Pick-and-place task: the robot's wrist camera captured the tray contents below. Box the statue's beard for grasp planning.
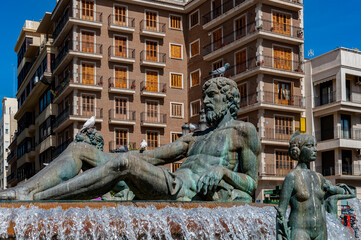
[206,105,228,126]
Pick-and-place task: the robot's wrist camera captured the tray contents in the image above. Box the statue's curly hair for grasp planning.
[288,131,315,161]
[202,77,240,119]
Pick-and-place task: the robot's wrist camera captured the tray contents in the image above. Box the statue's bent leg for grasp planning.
[34,152,184,200]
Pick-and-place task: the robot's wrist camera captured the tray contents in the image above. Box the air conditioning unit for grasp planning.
[355,76,361,85]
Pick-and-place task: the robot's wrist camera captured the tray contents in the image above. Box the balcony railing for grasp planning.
[140,20,166,34]
[263,91,305,108]
[7,172,16,182]
[140,51,166,64]
[108,15,135,29]
[140,81,167,94]
[203,0,247,25]
[315,127,361,142]
[109,141,137,153]
[261,164,295,177]
[316,166,335,177]
[108,109,136,122]
[262,128,294,142]
[262,56,303,73]
[260,19,304,39]
[52,40,103,70]
[108,46,135,60]
[314,91,336,107]
[203,21,257,56]
[141,113,167,125]
[54,138,73,158]
[53,8,103,42]
[54,106,103,129]
[108,78,136,90]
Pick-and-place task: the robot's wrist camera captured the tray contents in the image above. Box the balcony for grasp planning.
[7,171,17,184]
[314,91,336,107]
[108,15,135,33]
[108,109,136,126]
[140,81,167,98]
[266,0,303,11]
[52,41,103,74]
[53,106,103,132]
[108,46,135,64]
[6,151,16,164]
[140,51,166,68]
[54,138,73,158]
[53,8,103,46]
[108,78,136,95]
[261,128,294,145]
[315,127,361,151]
[260,164,295,178]
[109,141,137,153]
[53,74,104,104]
[141,113,167,128]
[259,19,303,41]
[140,20,166,38]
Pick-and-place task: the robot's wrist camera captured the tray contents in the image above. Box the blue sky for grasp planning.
[0,0,359,106]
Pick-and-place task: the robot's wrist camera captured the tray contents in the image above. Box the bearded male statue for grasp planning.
[0,77,261,202]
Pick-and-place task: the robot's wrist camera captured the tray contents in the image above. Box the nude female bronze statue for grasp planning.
[0,77,261,202]
[276,132,348,240]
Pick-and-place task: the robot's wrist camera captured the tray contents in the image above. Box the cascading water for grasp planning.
[0,203,356,240]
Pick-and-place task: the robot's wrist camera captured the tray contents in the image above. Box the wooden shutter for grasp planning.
[116,129,127,148]
[147,131,159,150]
[235,16,246,39]
[146,11,157,31]
[82,95,95,117]
[115,36,127,57]
[275,116,293,140]
[191,71,200,86]
[115,66,127,89]
[273,11,291,36]
[171,44,182,59]
[190,11,198,27]
[191,101,200,116]
[171,103,182,117]
[236,49,247,74]
[213,60,223,71]
[146,41,158,61]
[273,46,292,71]
[115,98,127,120]
[82,63,95,85]
[146,71,158,92]
[147,101,158,122]
[171,74,182,88]
[276,151,294,176]
[82,0,94,21]
[114,6,126,26]
[212,28,222,50]
[191,41,199,57]
[171,133,181,142]
[238,84,247,106]
[82,31,94,53]
[170,15,181,29]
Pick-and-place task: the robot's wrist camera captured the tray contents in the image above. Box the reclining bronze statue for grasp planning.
[0,77,261,202]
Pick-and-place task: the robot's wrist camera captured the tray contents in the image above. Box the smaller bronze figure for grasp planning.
[276,132,346,240]
[324,183,356,218]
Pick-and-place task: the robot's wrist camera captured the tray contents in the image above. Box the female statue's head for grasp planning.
[288,131,317,163]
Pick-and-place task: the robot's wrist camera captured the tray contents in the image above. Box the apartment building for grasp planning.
[12,0,305,196]
[0,98,17,189]
[305,48,361,200]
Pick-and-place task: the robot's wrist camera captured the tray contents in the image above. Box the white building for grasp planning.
[0,98,17,189]
[305,48,361,199]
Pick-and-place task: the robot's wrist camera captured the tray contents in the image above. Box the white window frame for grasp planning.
[113,3,128,26]
[114,96,129,120]
[113,64,129,88]
[169,43,183,60]
[233,13,248,40]
[169,14,183,30]
[170,102,184,119]
[79,60,96,85]
[190,99,201,117]
[169,72,183,89]
[190,69,201,87]
[114,128,129,148]
[80,29,97,53]
[145,130,160,148]
[189,9,200,30]
[170,132,183,143]
[189,39,200,58]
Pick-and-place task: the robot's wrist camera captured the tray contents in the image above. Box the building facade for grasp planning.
[0,98,17,189]
[305,48,361,200]
[12,0,305,200]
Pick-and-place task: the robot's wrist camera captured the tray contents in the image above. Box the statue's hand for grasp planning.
[197,166,225,195]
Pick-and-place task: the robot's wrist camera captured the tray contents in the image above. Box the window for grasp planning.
[114,36,127,57]
[171,133,182,142]
[39,89,52,113]
[276,150,294,176]
[189,10,199,29]
[275,116,293,140]
[146,41,158,61]
[274,81,292,105]
[238,83,247,107]
[341,115,351,139]
[172,162,182,172]
[320,115,334,141]
[170,15,182,30]
[146,101,159,122]
[191,70,200,87]
[170,44,182,59]
[170,73,182,88]
[39,116,54,143]
[235,15,246,39]
[212,28,222,51]
[115,98,128,120]
[145,11,157,31]
[114,5,127,26]
[320,81,334,105]
[115,66,127,89]
[82,95,95,117]
[171,103,183,118]
[190,40,200,57]
[272,11,291,36]
[146,71,158,92]
[82,63,95,85]
[235,49,247,74]
[115,129,128,148]
[81,0,94,21]
[81,31,95,53]
[273,46,292,71]
[147,131,159,150]
[191,100,201,117]
[213,60,223,71]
